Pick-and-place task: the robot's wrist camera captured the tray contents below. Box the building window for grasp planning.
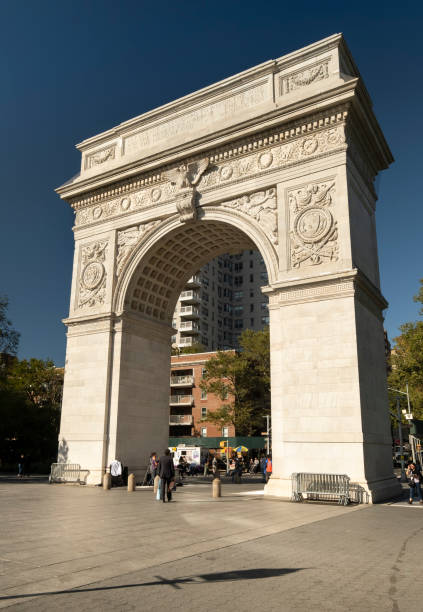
[201,406,207,418]
[261,302,268,311]
[250,303,254,312]
[233,305,243,316]
[201,367,207,378]
[250,289,254,298]
[250,274,254,283]
[234,262,243,272]
[201,427,207,437]
[260,271,268,282]
[234,276,243,286]
[234,319,243,329]
[261,315,269,325]
[222,426,229,437]
[249,260,253,268]
[234,290,243,301]
[201,389,207,399]
[250,318,255,327]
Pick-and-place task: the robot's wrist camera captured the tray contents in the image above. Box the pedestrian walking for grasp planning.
[212,454,219,478]
[147,452,158,485]
[177,456,187,481]
[158,448,175,503]
[407,462,423,504]
[260,455,267,483]
[17,454,25,479]
[265,455,272,483]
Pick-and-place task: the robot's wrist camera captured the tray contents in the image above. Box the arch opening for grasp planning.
[121,217,274,326]
[107,217,273,475]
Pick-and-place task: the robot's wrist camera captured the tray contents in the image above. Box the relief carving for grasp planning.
[222,188,278,245]
[162,158,209,223]
[288,181,338,268]
[85,146,116,169]
[78,241,108,308]
[116,221,161,276]
[74,123,346,228]
[280,60,330,95]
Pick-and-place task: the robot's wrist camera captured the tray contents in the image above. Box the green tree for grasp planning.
[200,328,270,436]
[0,358,63,467]
[0,296,20,356]
[388,279,423,419]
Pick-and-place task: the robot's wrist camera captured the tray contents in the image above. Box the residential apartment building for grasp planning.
[169,351,235,439]
[172,249,269,351]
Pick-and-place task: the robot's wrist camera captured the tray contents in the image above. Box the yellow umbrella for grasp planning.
[234,445,248,453]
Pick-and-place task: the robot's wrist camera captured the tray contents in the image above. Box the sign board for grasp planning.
[405,413,413,420]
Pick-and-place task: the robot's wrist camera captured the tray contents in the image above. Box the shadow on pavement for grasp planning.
[0,568,306,600]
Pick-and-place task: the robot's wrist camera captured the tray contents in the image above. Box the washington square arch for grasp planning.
[56,34,400,502]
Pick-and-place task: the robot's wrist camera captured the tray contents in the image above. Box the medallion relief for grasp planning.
[78,241,108,308]
[221,188,278,245]
[288,181,338,268]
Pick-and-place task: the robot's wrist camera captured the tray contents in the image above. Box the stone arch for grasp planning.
[114,205,279,320]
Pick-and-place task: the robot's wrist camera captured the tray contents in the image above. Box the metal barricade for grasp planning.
[49,463,81,484]
[348,483,370,504]
[292,472,350,506]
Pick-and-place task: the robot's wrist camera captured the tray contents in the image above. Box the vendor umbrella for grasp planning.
[233,445,248,453]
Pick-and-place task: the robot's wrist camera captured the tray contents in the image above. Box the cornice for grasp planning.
[75,34,344,154]
[65,103,349,214]
[56,79,358,201]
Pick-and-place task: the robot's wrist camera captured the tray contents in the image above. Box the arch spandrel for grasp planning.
[114,204,279,321]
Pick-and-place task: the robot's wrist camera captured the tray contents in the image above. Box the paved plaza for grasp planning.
[0,480,422,611]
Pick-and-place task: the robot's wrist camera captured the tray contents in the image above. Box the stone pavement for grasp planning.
[0,480,422,611]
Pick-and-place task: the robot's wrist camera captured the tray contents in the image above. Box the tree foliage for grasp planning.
[172,343,206,355]
[388,279,423,419]
[0,296,20,355]
[0,358,63,468]
[200,328,270,436]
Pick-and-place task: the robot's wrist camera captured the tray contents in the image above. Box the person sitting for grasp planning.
[110,458,123,487]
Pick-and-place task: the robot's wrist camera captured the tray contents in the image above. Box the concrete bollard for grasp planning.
[212,476,221,498]
[128,473,136,492]
[103,472,111,490]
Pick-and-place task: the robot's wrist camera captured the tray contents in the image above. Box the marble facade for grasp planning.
[56,34,400,501]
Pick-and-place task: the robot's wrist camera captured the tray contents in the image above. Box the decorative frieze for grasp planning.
[78,241,108,308]
[267,277,355,307]
[221,188,278,245]
[116,220,161,276]
[72,110,347,228]
[288,180,338,268]
[279,59,330,95]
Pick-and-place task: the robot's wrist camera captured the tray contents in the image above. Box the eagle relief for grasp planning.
[289,181,338,268]
[162,158,209,222]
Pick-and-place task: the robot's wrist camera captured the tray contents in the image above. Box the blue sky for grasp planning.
[1,0,422,365]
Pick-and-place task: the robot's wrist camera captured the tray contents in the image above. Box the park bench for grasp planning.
[49,463,81,484]
[292,472,350,506]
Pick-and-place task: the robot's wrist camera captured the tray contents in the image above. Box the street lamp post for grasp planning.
[396,397,406,482]
[388,385,411,483]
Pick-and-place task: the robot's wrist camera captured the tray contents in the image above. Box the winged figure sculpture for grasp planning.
[162,157,209,190]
